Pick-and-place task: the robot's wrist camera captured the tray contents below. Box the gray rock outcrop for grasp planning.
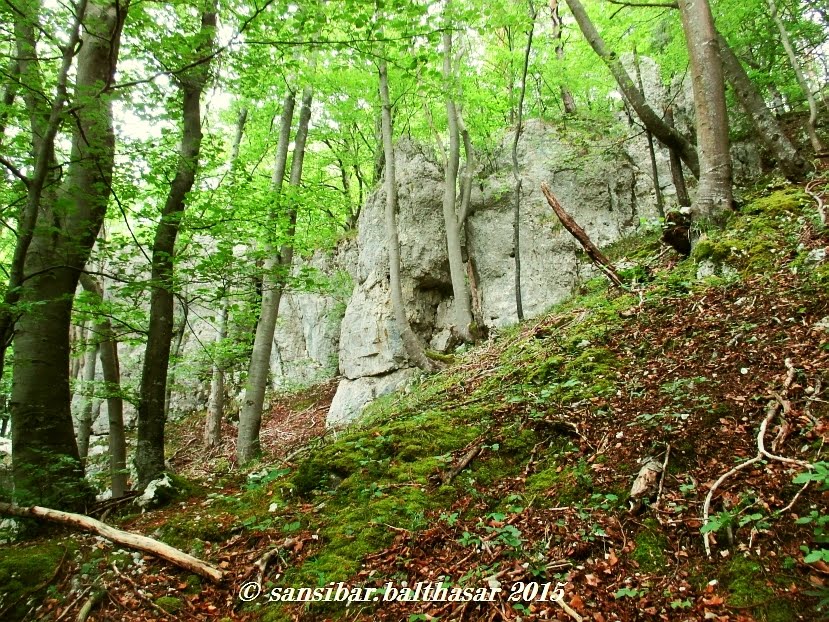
[327,119,663,426]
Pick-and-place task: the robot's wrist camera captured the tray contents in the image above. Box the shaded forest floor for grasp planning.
[2,181,829,621]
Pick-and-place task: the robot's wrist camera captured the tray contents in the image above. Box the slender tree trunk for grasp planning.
[767,0,825,153]
[441,27,475,343]
[10,0,128,510]
[163,304,188,418]
[665,106,691,207]
[70,321,87,386]
[237,87,313,464]
[512,4,536,322]
[717,32,809,179]
[457,111,475,226]
[549,0,576,114]
[79,274,126,498]
[135,7,217,488]
[678,0,733,219]
[633,46,664,217]
[204,108,246,449]
[378,60,438,373]
[205,297,228,449]
[76,343,99,464]
[564,0,700,178]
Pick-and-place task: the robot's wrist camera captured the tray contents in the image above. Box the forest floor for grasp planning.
[2,181,829,622]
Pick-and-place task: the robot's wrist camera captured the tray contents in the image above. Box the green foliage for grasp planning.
[794,464,829,577]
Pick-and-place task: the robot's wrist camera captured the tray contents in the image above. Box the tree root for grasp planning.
[702,358,814,557]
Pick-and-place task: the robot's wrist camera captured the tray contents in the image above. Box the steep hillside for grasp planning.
[2,182,828,622]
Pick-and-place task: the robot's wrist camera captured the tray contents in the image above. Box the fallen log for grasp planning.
[541,183,625,289]
[0,502,224,583]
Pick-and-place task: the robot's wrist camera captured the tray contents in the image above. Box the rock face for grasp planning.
[327,120,663,426]
[83,90,767,434]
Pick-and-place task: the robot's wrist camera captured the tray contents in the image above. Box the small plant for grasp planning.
[440,511,459,526]
[613,587,642,599]
[793,463,829,565]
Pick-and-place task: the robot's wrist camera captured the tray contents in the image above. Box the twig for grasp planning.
[654,443,671,510]
[53,585,91,622]
[255,543,291,586]
[111,563,173,619]
[778,481,810,514]
[805,179,827,227]
[541,183,626,290]
[551,589,584,622]
[702,407,771,557]
[75,588,106,622]
[441,441,484,484]
[702,359,814,556]
[759,395,813,470]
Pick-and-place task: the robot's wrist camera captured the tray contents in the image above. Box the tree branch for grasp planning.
[0,502,225,583]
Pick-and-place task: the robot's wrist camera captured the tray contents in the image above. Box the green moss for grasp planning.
[159,512,236,551]
[426,350,456,364]
[154,596,184,614]
[719,556,799,622]
[525,460,593,505]
[691,188,807,276]
[631,520,668,573]
[0,542,68,621]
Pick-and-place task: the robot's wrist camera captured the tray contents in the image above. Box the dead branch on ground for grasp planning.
[0,503,224,583]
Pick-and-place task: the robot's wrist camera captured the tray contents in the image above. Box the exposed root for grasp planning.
[702,359,814,557]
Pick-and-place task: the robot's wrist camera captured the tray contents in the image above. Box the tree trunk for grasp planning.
[678,0,733,219]
[135,7,217,488]
[163,303,189,419]
[549,0,577,114]
[0,59,19,142]
[237,87,313,464]
[76,343,99,464]
[665,106,691,207]
[79,274,127,499]
[10,0,128,510]
[512,4,536,323]
[441,28,475,343]
[633,45,664,217]
[767,0,825,153]
[70,321,87,387]
[564,0,700,178]
[204,108,246,449]
[378,60,438,373]
[717,32,809,179]
[0,0,87,381]
[205,298,228,449]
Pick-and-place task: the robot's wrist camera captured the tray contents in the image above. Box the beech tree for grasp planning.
[441,17,476,343]
[135,4,218,487]
[205,107,248,449]
[563,0,700,178]
[678,0,733,217]
[237,86,314,464]
[9,0,128,508]
[379,58,438,373]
